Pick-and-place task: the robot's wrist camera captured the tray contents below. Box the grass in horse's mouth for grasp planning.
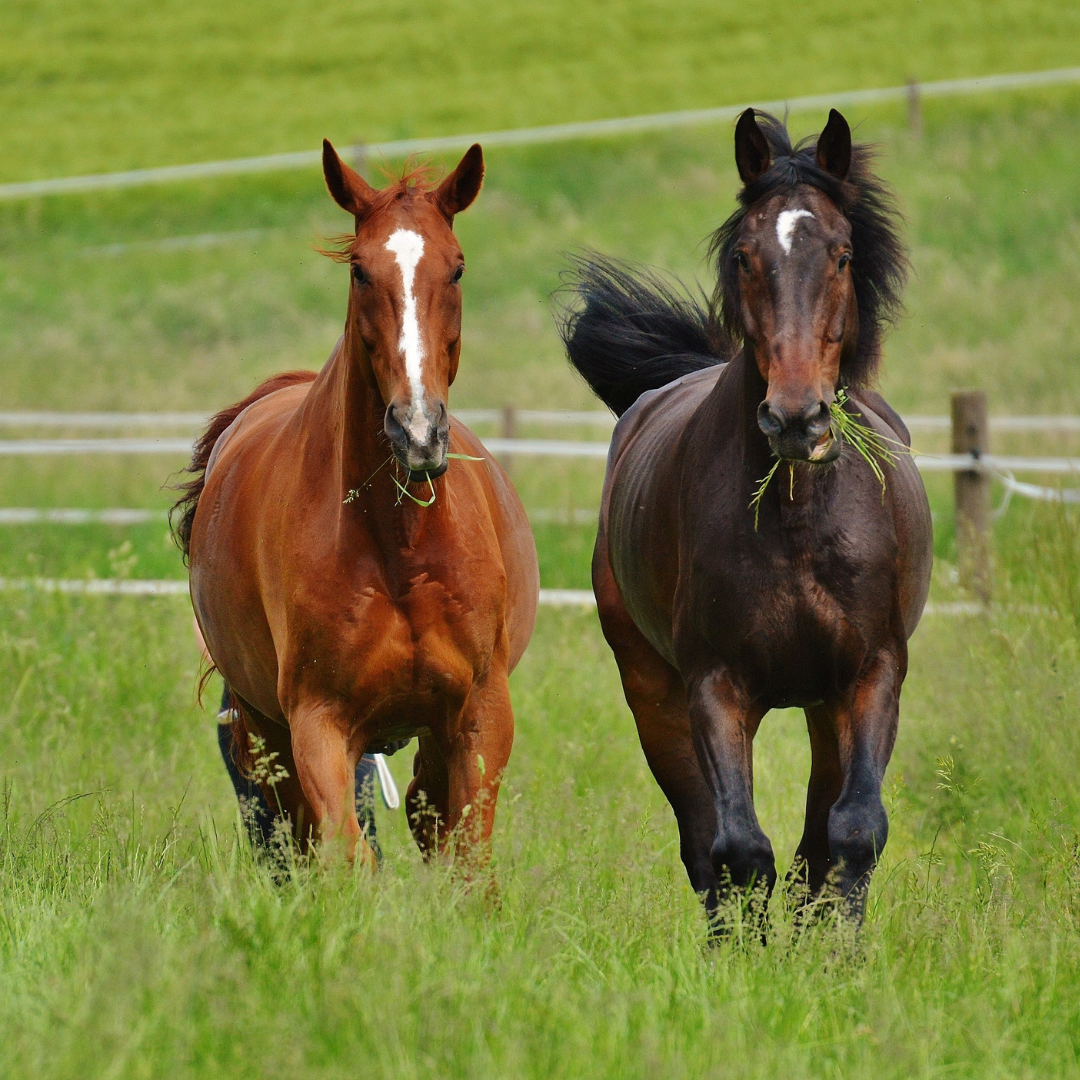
[344,453,486,509]
[750,389,907,529]
[828,388,907,496]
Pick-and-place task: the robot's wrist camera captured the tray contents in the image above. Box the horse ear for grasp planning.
[734,109,771,185]
[322,139,377,217]
[435,143,484,221]
[816,109,852,181]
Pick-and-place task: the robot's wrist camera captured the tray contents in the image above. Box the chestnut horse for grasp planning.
[175,142,539,866]
[560,110,931,924]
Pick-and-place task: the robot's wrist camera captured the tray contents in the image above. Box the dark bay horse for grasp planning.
[175,142,539,866]
[560,110,932,923]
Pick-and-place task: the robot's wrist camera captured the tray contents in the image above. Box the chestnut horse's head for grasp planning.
[322,141,485,477]
[712,109,906,463]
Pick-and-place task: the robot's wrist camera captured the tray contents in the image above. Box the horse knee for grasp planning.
[711,830,776,892]
[828,798,888,882]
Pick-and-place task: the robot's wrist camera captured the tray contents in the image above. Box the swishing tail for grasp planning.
[170,370,317,563]
[556,253,732,417]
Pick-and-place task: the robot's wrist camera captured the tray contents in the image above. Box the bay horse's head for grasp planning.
[322,141,485,477]
[712,109,906,463]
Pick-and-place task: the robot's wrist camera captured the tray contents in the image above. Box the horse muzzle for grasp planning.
[757,398,840,464]
[385,400,450,478]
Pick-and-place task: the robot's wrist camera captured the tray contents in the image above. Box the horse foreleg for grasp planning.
[289,704,377,868]
[789,704,844,901]
[820,646,904,922]
[429,668,514,865]
[406,673,513,867]
[687,670,774,909]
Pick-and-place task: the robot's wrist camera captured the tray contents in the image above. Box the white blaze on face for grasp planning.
[776,208,814,255]
[384,228,429,442]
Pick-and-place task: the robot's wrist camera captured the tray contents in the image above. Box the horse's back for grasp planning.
[203,380,313,485]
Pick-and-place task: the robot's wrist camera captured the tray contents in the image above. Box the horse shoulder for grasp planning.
[850,388,911,447]
[447,420,539,672]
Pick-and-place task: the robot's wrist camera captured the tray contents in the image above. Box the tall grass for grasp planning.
[1,545,1080,1076]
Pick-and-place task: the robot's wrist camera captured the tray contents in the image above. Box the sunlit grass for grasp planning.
[1,544,1080,1076]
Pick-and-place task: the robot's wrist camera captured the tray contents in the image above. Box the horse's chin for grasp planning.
[395,454,449,484]
[768,430,841,465]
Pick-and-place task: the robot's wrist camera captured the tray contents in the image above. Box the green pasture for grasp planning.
[6,87,1080,416]
[2,0,1079,182]
[2,530,1080,1078]
[4,4,1080,1073]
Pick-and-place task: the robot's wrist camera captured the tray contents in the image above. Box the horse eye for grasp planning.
[452,265,465,284]
[351,265,368,286]
[837,253,851,272]
[736,251,750,272]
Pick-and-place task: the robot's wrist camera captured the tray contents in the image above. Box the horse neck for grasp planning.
[303,300,390,500]
[706,348,775,479]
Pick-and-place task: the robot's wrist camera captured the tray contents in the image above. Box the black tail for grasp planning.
[556,253,732,417]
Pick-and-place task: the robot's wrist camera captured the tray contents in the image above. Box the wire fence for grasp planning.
[4,65,1080,201]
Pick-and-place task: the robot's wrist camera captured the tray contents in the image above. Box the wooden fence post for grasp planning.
[906,79,922,138]
[499,404,518,476]
[951,389,991,603]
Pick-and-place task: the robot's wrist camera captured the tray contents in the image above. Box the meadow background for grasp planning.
[2,1,1080,1076]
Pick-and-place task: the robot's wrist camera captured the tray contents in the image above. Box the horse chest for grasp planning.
[287,571,496,712]
[681,522,878,703]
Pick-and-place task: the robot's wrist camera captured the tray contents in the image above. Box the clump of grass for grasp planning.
[829,387,906,495]
[750,388,908,527]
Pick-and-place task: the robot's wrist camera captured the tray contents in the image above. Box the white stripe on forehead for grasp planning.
[384,228,426,409]
[776,208,814,255]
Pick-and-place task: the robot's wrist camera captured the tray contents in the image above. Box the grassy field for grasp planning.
[2,0,1080,182]
[1,540,1080,1078]
[7,89,1080,417]
[4,2,1080,1075]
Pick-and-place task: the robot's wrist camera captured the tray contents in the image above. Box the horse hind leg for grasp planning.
[407,734,450,856]
[593,552,719,915]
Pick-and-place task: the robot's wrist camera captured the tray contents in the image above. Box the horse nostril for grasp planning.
[384,404,406,444]
[803,400,832,437]
[757,401,784,438]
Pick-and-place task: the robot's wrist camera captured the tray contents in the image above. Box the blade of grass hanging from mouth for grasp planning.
[749,458,782,530]
[749,390,909,527]
[392,472,437,507]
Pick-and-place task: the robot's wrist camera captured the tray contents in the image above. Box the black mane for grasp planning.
[709,111,907,387]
